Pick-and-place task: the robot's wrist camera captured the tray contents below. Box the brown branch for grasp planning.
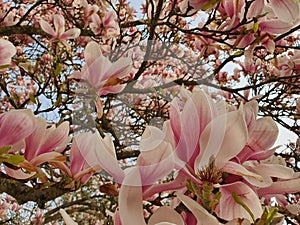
[0,172,69,208]
[0,25,93,37]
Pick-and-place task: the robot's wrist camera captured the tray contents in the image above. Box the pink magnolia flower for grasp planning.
[5,118,70,180]
[67,132,121,185]
[71,131,124,184]
[90,11,119,37]
[0,109,35,148]
[72,41,132,96]
[236,101,278,163]
[39,14,80,42]
[0,39,16,69]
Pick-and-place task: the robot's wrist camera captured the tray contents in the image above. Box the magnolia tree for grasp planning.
[1,0,300,224]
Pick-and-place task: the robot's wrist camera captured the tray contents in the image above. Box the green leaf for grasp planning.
[29,93,37,104]
[233,50,244,56]
[54,63,63,76]
[54,94,62,106]
[1,154,24,164]
[0,146,11,155]
[253,22,259,32]
[201,0,220,10]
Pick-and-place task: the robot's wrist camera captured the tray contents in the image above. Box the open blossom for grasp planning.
[5,117,70,180]
[72,41,132,96]
[39,14,80,41]
[0,39,16,68]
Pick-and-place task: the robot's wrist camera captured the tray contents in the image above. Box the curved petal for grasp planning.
[60,28,81,40]
[247,117,278,151]
[269,0,300,23]
[138,141,174,186]
[53,14,65,37]
[4,166,35,179]
[30,152,66,166]
[102,57,132,81]
[259,19,294,34]
[0,109,36,148]
[84,53,111,86]
[39,19,56,37]
[216,181,263,221]
[196,108,248,170]
[143,171,187,199]
[36,121,69,155]
[257,178,300,196]
[148,206,184,225]
[140,126,166,152]
[78,132,124,184]
[24,117,47,161]
[223,161,267,187]
[245,161,295,179]
[0,39,16,66]
[176,192,219,225]
[98,83,127,95]
[119,167,146,225]
[84,41,103,66]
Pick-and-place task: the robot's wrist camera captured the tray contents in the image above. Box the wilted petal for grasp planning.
[4,166,35,179]
[30,152,66,166]
[216,181,263,221]
[176,192,219,225]
[148,206,184,225]
[59,209,78,225]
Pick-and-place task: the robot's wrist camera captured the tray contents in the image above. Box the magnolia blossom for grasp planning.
[39,14,80,42]
[0,39,16,68]
[72,41,132,96]
[5,117,70,180]
[67,132,121,185]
